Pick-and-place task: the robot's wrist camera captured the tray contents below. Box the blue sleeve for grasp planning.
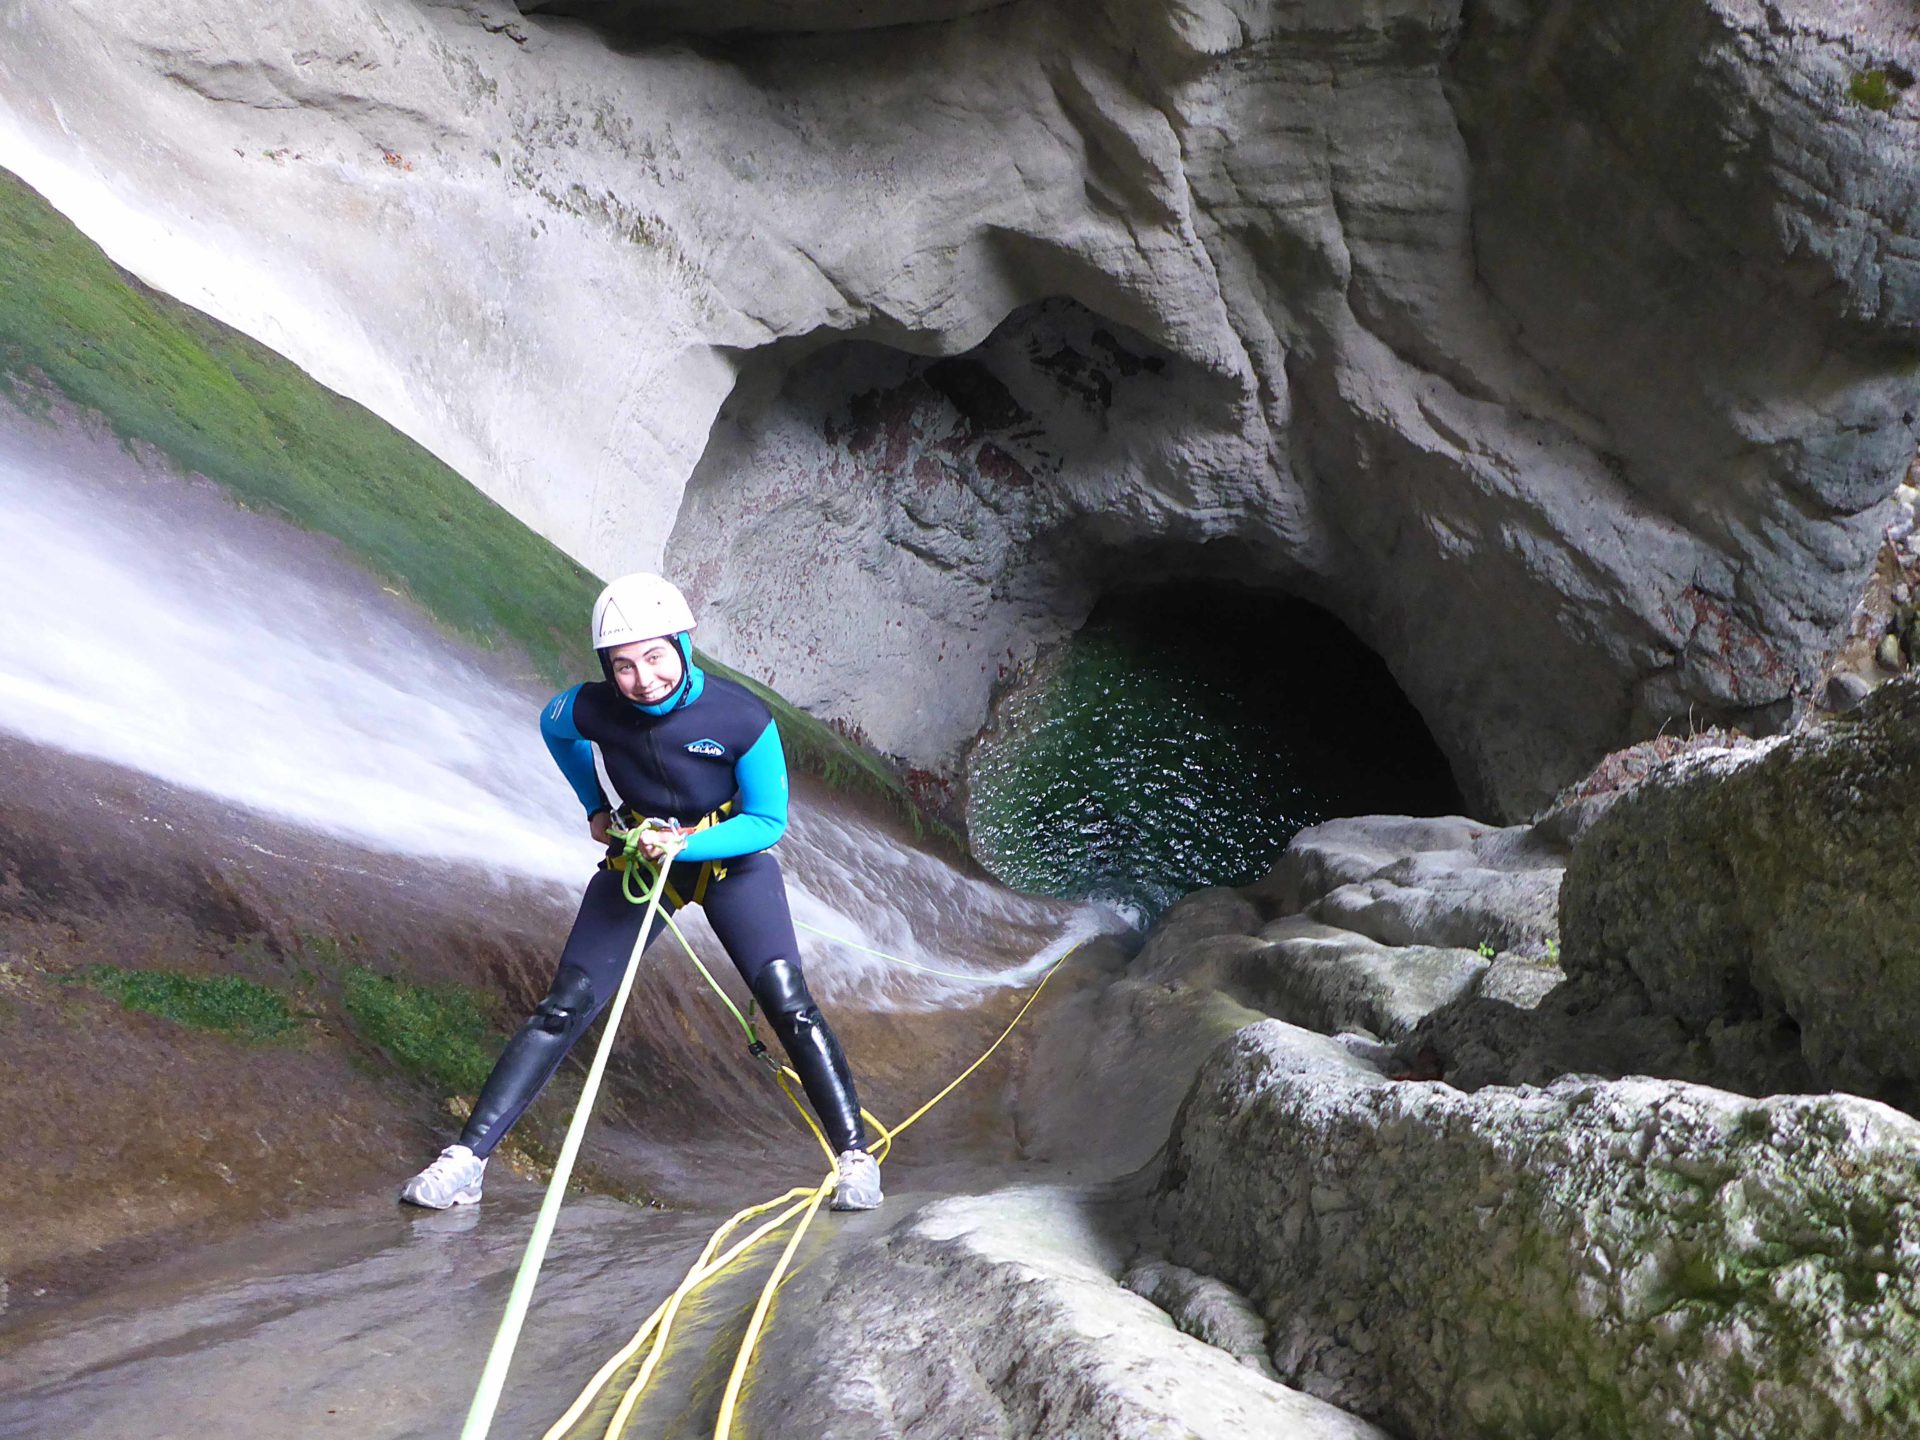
[678,719,788,861]
[539,685,607,815]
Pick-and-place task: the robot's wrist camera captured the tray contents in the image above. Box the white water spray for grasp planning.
[0,418,1118,1003]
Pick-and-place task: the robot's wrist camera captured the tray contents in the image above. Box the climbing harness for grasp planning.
[605,806,731,907]
[460,817,1079,1440]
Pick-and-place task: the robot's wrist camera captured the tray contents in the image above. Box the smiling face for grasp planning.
[607,635,685,705]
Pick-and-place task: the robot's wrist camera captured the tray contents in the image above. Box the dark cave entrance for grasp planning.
[966,578,1465,919]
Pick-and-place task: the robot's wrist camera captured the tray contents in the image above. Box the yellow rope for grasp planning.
[773,1068,838,1167]
[537,1189,815,1440]
[598,1190,818,1440]
[535,817,1083,1439]
[709,1178,835,1438]
[706,945,1077,1440]
[870,948,1074,1158]
[550,937,1080,1439]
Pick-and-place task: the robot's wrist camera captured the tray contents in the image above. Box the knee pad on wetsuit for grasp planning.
[532,964,597,1036]
[751,957,866,1154]
[460,965,598,1156]
[750,956,820,1028]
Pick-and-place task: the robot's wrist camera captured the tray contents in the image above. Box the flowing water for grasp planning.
[0,413,1113,1009]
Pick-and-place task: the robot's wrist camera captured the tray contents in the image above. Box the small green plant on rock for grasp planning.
[75,965,298,1042]
[340,965,501,1094]
[1477,941,1498,959]
[1849,69,1900,112]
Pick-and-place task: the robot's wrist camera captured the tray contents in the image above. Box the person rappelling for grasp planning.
[399,573,883,1213]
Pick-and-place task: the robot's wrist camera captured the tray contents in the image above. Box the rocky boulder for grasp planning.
[1561,674,1920,1106]
[1155,1021,1920,1440]
[1247,814,1565,956]
[743,1185,1395,1440]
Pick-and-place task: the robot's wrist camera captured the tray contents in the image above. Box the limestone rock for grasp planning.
[1241,816,1499,918]
[1561,674,1920,1104]
[1245,814,1565,955]
[1156,1021,1920,1440]
[1826,670,1874,712]
[519,0,1010,36]
[741,1186,1395,1440]
[1012,932,1270,1175]
[1131,886,1265,974]
[1154,798,1816,1119]
[1469,951,1564,1011]
[1248,916,1489,1043]
[1112,848,1500,1047]
[1120,1259,1280,1381]
[2,0,1915,815]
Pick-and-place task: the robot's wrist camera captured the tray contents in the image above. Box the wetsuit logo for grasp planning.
[685,738,727,758]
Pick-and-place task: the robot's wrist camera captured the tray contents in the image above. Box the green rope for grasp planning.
[654,895,764,1051]
[612,832,769,1058]
[792,918,1024,984]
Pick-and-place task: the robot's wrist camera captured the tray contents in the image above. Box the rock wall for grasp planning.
[1561,675,1920,1107]
[2,0,1916,814]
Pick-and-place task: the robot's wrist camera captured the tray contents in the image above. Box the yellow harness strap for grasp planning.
[604,802,733,907]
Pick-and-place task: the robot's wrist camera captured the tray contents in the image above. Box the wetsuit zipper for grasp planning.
[643,722,682,820]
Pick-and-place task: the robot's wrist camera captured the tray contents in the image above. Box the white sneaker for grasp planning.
[400,1144,488,1209]
[830,1149,883,1212]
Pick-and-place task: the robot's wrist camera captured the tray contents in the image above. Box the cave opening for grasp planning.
[965,579,1465,920]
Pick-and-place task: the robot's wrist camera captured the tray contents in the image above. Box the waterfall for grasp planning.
[0,415,1115,1008]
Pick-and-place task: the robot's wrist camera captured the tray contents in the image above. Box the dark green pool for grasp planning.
[966,584,1466,920]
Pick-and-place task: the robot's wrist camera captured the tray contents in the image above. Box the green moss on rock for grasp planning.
[75,965,299,1043]
[1849,69,1900,113]
[0,164,949,844]
[0,166,592,684]
[340,966,501,1095]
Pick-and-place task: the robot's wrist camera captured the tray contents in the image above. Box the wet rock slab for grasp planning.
[0,1187,717,1440]
[742,1184,1393,1440]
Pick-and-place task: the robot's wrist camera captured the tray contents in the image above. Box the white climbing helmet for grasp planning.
[591,573,696,650]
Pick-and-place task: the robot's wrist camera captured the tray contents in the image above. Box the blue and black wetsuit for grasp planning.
[458,638,868,1159]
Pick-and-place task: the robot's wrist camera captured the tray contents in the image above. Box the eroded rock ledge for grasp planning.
[1563,674,1920,1106]
[745,1186,1393,1440]
[3,0,1915,814]
[1157,1022,1920,1439]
